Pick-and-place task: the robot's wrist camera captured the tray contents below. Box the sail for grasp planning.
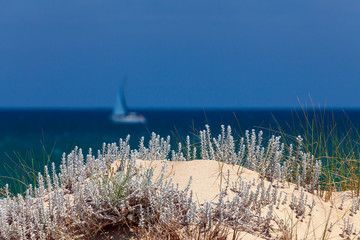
[112,86,127,116]
[110,81,146,124]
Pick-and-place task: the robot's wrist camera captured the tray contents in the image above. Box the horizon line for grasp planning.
[0,106,359,111]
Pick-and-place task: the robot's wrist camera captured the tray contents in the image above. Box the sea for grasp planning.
[1,109,360,189]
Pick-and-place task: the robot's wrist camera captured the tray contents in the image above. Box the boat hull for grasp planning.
[111,112,146,124]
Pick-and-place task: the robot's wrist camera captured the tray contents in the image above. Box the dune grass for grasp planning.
[1,110,360,239]
[264,103,360,199]
[0,145,53,196]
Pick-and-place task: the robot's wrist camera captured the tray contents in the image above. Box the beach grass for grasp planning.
[0,145,53,196]
[265,103,360,198]
[1,119,360,239]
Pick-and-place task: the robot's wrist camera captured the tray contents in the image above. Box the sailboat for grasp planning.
[110,84,146,124]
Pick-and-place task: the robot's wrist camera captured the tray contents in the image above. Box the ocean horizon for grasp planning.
[1,108,359,187]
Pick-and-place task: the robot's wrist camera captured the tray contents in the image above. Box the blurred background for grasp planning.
[0,0,360,190]
[1,0,360,109]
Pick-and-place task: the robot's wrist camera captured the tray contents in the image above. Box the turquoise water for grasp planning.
[0,109,359,189]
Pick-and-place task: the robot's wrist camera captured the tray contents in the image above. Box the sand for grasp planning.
[133,159,360,240]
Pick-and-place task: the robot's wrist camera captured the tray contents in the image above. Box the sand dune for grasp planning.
[133,159,360,240]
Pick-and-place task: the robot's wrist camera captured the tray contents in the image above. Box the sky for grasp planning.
[0,0,360,109]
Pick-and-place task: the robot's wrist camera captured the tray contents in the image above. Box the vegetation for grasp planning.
[0,122,360,239]
[267,104,360,199]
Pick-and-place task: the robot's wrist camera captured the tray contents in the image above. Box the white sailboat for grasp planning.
[110,85,146,124]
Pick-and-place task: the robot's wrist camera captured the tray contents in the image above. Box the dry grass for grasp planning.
[2,124,360,239]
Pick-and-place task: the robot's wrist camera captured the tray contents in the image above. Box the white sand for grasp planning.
[134,159,360,240]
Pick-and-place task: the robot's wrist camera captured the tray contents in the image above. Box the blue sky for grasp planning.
[1,0,360,109]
